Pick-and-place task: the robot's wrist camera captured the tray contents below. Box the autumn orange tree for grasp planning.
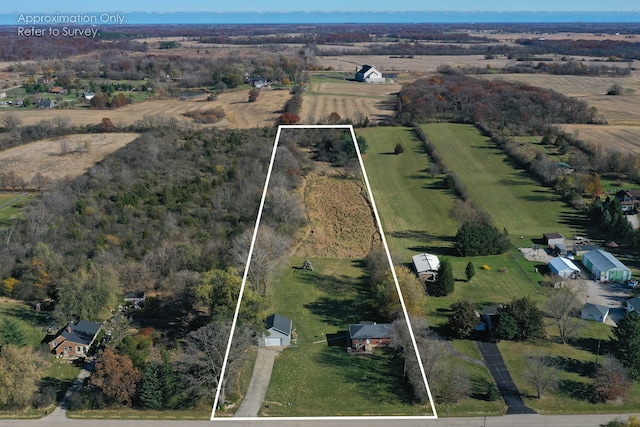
[89,347,141,407]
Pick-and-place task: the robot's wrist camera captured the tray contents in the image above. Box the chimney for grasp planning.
[66,326,72,333]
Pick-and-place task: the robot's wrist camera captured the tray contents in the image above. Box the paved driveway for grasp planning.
[233,347,283,418]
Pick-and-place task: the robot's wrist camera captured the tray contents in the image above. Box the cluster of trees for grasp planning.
[587,196,634,239]
[501,60,631,76]
[454,222,511,257]
[365,246,426,321]
[517,38,640,61]
[398,74,596,134]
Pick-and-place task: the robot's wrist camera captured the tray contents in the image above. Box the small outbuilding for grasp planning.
[548,257,581,279]
[581,303,610,323]
[412,253,440,282]
[581,249,631,282]
[264,314,293,347]
[543,232,565,248]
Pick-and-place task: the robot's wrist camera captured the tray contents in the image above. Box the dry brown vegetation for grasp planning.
[0,88,289,129]
[293,170,377,259]
[0,133,139,183]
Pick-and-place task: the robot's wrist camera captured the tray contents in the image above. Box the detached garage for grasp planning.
[581,249,631,282]
[264,314,293,347]
[548,257,581,279]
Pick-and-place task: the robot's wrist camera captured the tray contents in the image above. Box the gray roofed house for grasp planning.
[349,323,394,352]
[264,314,293,347]
[38,99,55,109]
[581,303,610,323]
[48,320,102,357]
[627,297,640,314]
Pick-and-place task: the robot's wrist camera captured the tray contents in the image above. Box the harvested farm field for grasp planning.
[560,124,640,155]
[302,73,400,125]
[0,133,139,185]
[0,88,290,129]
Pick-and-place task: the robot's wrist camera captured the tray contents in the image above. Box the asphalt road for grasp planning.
[3,413,640,427]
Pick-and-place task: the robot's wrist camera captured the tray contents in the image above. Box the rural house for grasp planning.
[355,65,384,83]
[47,320,102,358]
[412,253,440,282]
[349,322,393,352]
[123,291,147,307]
[627,297,640,314]
[581,303,610,323]
[264,313,293,347]
[83,91,96,101]
[548,257,581,279]
[38,99,55,109]
[615,189,640,213]
[581,249,631,282]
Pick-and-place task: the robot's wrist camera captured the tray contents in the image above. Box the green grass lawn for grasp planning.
[358,126,459,262]
[0,193,29,229]
[421,123,584,241]
[262,257,433,416]
[499,320,640,415]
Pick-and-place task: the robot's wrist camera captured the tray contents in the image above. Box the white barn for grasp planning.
[412,253,440,282]
[355,65,384,83]
[548,257,581,279]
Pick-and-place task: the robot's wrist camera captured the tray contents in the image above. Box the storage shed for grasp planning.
[581,303,610,323]
[581,249,631,282]
[543,232,565,247]
[548,257,581,279]
[412,253,440,281]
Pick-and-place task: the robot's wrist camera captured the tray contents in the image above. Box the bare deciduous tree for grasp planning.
[594,354,631,402]
[230,225,290,294]
[175,321,254,405]
[545,283,584,344]
[1,113,22,130]
[524,353,560,399]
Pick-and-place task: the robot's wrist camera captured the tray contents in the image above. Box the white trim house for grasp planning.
[355,65,384,83]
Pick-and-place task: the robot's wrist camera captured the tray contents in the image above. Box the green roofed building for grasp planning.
[581,249,631,282]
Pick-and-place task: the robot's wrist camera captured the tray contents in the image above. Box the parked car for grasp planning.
[627,279,638,289]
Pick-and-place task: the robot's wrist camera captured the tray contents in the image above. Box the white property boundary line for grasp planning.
[211,124,438,421]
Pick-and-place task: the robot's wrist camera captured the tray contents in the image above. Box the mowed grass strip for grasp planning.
[358,127,459,262]
[262,257,430,416]
[422,123,579,240]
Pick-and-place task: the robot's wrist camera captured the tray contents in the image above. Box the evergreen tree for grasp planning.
[139,362,163,409]
[160,350,178,408]
[428,259,454,296]
[0,318,27,347]
[465,262,475,282]
[611,311,640,379]
[496,296,544,341]
[446,298,477,338]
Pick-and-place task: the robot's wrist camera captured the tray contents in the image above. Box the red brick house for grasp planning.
[48,320,102,357]
[349,323,394,353]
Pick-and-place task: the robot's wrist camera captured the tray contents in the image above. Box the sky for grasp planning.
[9,0,640,13]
